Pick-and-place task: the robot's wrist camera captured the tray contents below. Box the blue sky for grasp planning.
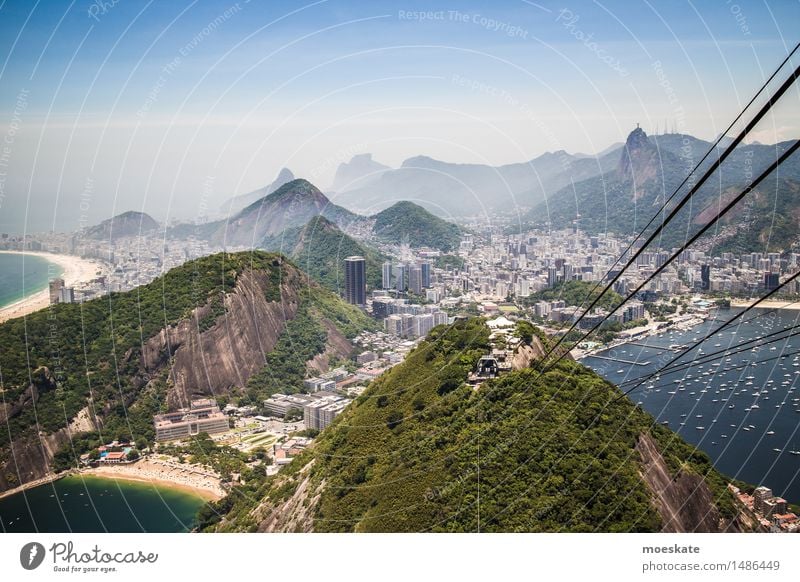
[0,0,798,232]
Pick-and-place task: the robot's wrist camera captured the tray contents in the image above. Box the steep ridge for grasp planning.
[206,318,745,533]
[170,179,358,246]
[0,251,373,492]
[219,167,296,216]
[213,179,357,247]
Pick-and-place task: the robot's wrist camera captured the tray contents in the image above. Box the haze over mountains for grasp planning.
[327,148,621,216]
[84,128,800,255]
[527,128,800,253]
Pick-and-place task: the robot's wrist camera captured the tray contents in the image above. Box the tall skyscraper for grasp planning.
[764,272,780,291]
[344,256,366,305]
[393,264,407,292]
[382,261,393,289]
[420,261,431,288]
[700,264,711,290]
[49,278,64,304]
[409,265,423,295]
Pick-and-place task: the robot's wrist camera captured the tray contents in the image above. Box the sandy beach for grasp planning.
[82,458,225,501]
[730,299,800,310]
[0,250,106,323]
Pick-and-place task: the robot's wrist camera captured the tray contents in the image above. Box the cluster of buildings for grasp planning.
[153,398,230,442]
[7,230,246,305]
[262,391,352,431]
[48,278,76,305]
[419,224,800,309]
[272,436,312,466]
[381,259,434,295]
[533,299,647,328]
[377,300,450,338]
[730,484,798,533]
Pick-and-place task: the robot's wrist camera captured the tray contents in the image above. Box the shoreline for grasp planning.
[80,458,225,501]
[0,472,63,501]
[0,459,225,503]
[730,299,800,310]
[0,250,106,323]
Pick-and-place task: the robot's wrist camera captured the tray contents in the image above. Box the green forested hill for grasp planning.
[207,318,738,533]
[0,251,373,490]
[371,201,461,251]
[261,215,386,292]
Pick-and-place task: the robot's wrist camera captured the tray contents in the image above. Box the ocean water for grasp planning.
[0,253,62,309]
[583,307,800,503]
[0,475,208,533]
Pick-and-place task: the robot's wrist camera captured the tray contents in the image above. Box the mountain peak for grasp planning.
[617,126,659,192]
[330,153,390,192]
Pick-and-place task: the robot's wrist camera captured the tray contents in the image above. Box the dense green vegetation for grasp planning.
[208,318,737,532]
[525,280,623,311]
[372,201,461,251]
[0,250,374,481]
[0,253,279,454]
[243,302,327,400]
[261,216,386,293]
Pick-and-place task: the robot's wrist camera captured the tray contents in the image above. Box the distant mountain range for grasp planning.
[96,128,800,259]
[168,178,462,253]
[525,128,800,253]
[328,149,620,216]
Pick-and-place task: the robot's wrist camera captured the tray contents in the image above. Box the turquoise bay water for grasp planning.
[0,475,208,533]
[0,252,63,309]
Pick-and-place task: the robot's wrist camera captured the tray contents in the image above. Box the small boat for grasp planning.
[695,426,705,430]
[766,431,775,435]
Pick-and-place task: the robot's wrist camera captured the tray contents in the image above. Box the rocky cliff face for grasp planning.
[0,406,101,491]
[636,433,739,532]
[142,267,305,407]
[0,255,359,493]
[617,127,660,200]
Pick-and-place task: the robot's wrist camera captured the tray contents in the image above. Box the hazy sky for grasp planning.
[0,0,798,233]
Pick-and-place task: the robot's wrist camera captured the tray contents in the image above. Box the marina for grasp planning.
[583,307,800,503]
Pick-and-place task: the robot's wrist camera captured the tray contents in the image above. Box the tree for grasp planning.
[127,449,141,461]
[284,407,303,422]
